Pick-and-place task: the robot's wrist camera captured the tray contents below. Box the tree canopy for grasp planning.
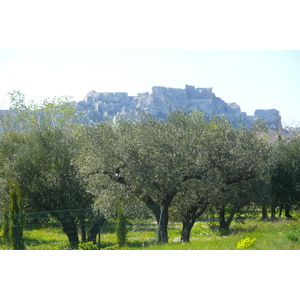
[1,91,299,247]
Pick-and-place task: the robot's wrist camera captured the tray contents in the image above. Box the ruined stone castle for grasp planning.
[76,85,282,129]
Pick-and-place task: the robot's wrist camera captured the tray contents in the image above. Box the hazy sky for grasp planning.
[0,50,299,126]
[1,1,300,127]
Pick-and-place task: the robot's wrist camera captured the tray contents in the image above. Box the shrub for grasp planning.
[285,233,299,242]
[78,241,99,250]
[103,244,119,250]
[236,237,257,249]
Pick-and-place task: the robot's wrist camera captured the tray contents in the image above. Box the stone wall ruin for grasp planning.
[76,85,282,129]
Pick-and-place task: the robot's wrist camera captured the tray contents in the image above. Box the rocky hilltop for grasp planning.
[76,85,282,129]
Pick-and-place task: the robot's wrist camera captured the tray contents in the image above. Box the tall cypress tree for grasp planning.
[8,180,25,250]
[116,203,127,248]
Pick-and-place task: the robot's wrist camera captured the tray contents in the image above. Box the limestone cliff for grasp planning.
[76,85,282,129]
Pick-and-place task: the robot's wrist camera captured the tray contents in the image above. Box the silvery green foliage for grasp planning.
[76,109,272,233]
[203,116,272,228]
[271,134,300,210]
[0,91,91,214]
[1,90,80,133]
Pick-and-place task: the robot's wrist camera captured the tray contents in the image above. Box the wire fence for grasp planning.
[2,205,295,250]
[0,207,161,250]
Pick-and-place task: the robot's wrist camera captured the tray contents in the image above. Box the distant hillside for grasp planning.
[76,85,282,130]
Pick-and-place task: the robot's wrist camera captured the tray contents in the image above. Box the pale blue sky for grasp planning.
[0,50,299,126]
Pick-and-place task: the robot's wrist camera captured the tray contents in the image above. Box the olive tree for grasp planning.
[205,117,272,231]
[76,110,272,242]
[271,135,300,218]
[76,111,209,243]
[171,175,215,242]
[0,91,94,248]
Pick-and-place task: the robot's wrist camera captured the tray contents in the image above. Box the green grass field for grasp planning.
[120,218,300,250]
[133,219,300,250]
[1,217,300,250]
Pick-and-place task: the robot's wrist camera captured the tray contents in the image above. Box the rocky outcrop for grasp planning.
[76,85,282,129]
[254,109,282,130]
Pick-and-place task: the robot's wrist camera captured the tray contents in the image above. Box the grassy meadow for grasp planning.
[121,217,300,250]
[1,215,300,250]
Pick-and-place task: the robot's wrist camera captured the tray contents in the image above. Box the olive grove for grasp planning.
[1,91,299,247]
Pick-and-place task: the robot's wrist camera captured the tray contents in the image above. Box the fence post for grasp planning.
[97,209,101,250]
[157,204,164,243]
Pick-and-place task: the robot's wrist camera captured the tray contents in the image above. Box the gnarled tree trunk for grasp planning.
[261,205,269,221]
[157,205,169,243]
[144,189,177,244]
[180,203,208,243]
[218,207,235,232]
[79,219,87,243]
[271,205,276,220]
[51,211,79,248]
[285,204,293,219]
[181,220,195,243]
[146,202,169,243]
[87,215,106,244]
